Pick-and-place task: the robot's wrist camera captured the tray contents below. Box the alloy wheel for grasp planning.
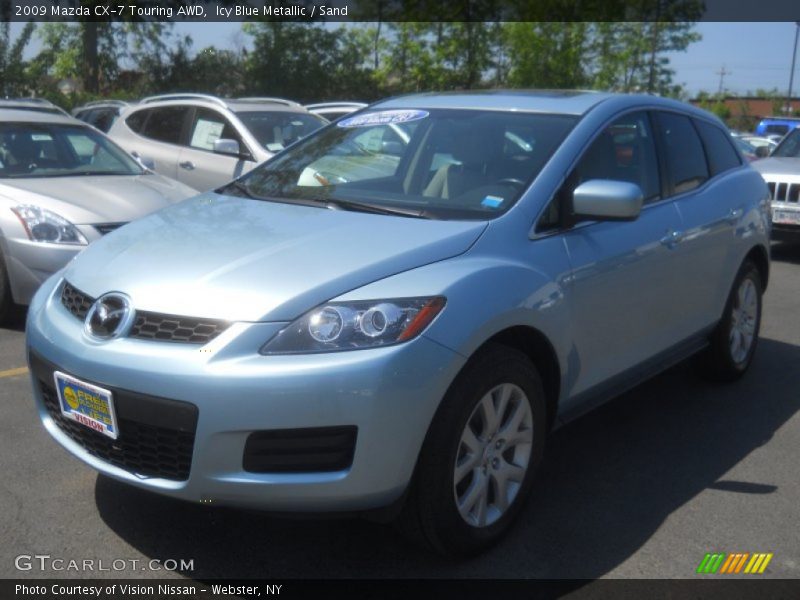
[453,383,533,527]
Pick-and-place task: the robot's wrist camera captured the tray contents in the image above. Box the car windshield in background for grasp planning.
[771,128,800,158]
[0,123,143,178]
[236,111,327,152]
[229,109,578,220]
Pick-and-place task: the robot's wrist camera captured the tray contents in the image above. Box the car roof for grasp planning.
[0,108,83,125]
[372,90,707,118]
[372,90,614,115]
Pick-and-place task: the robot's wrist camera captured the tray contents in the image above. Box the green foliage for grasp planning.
[6,18,705,107]
[502,22,590,89]
[0,22,36,96]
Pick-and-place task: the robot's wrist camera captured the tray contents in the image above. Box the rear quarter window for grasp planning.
[125,110,148,134]
[693,119,742,177]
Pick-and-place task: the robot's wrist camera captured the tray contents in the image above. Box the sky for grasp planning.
[7,21,800,98]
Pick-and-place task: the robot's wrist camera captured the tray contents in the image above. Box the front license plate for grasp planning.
[54,371,118,440]
[773,209,800,225]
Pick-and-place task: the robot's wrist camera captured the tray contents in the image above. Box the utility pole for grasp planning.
[787,22,800,114]
[716,65,731,96]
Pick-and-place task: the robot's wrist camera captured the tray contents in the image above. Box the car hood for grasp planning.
[751,157,800,178]
[63,194,488,322]
[0,173,194,223]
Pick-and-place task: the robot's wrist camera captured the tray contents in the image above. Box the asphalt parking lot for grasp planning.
[2,243,800,581]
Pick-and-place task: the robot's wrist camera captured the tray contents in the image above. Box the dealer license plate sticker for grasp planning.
[54,371,118,440]
[773,209,800,225]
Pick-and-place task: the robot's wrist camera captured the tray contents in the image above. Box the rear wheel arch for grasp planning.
[744,244,769,292]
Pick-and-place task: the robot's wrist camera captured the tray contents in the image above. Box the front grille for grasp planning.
[243,426,358,473]
[60,281,229,344]
[32,353,198,481]
[94,222,127,235]
[130,312,229,344]
[61,282,93,320]
[766,181,800,203]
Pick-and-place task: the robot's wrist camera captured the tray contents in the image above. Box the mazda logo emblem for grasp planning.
[84,293,134,340]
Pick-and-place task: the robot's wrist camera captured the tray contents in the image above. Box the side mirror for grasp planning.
[380,141,404,156]
[755,146,770,158]
[132,152,155,171]
[572,179,643,222]
[213,138,241,157]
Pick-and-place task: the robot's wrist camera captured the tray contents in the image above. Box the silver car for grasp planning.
[107,94,327,192]
[0,109,194,322]
[751,126,800,241]
[27,92,770,555]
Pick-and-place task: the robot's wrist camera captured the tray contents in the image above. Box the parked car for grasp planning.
[752,126,800,242]
[733,136,758,161]
[0,98,69,117]
[27,91,769,555]
[305,102,367,121]
[738,134,778,153]
[754,116,800,139]
[107,94,327,192]
[0,109,195,322]
[72,100,132,133]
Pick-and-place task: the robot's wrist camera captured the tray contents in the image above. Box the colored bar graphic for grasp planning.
[734,553,750,573]
[759,553,773,573]
[701,552,774,575]
[697,553,727,574]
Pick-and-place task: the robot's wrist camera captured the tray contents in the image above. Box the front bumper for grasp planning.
[2,236,83,305]
[26,277,465,512]
[770,202,800,242]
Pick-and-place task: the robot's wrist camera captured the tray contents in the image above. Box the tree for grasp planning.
[502,22,590,88]
[30,21,173,96]
[244,22,377,102]
[0,22,36,96]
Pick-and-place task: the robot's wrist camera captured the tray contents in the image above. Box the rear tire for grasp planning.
[398,344,547,556]
[702,260,762,381]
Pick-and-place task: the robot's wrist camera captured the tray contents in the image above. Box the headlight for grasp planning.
[261,296,446,354]
[11,205,88,245]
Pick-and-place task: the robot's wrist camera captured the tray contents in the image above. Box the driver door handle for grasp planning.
[660,229,684,249]
[728,207,743,223]
[179,161,195,170]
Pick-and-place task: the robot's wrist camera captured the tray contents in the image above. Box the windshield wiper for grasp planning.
[323,198,432,219]
[218,180,260,199]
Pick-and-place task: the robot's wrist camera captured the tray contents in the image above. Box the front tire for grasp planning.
[399,344,547,555]
[703,260,762,381]
[0,248,15,325]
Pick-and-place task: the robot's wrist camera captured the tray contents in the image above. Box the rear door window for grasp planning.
[655,112,709,195]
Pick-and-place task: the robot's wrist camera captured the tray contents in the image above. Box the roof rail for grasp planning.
[305,102,367,110]
[3,97,56,106]
[82,99,130,108]
[140,93,228,108]
[235,97,301,107]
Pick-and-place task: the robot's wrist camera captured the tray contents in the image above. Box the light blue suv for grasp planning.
[26,91,770,555]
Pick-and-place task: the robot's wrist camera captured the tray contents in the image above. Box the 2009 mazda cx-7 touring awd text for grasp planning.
[26,91,770,555]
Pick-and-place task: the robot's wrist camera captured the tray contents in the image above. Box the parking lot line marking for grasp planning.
[0,366,28,379]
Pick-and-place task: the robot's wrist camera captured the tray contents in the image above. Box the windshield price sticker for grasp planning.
[338,110,430,128]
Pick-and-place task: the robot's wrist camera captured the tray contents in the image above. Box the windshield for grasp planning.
[228,108,577,220]
[0,122,143,178]
[771,128,800,158]
[236,111,327,153]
